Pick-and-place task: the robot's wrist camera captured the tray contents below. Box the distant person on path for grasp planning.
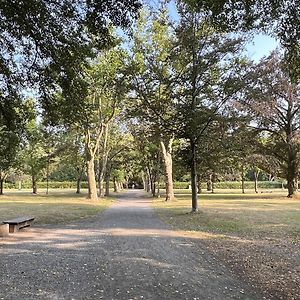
[132,184,135,189]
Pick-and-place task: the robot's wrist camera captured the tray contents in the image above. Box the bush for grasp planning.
[214,181,283,189]
[168,181,284,190]
[4,181,116,190]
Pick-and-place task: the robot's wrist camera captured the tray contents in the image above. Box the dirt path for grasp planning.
[0,190,260,300]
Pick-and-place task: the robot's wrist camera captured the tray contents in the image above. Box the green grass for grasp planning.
[0,189,113,224]
[154,189,300,239]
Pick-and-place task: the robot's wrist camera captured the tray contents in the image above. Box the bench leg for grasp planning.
[0,224,9,237]
[9,224,19,233]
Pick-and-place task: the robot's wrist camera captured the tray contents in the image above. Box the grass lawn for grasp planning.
[153,189,300,299]
[154,189,300,238]
[0,189,113,224]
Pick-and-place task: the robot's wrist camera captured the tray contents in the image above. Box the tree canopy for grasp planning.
[0,0,141,103]
[184,0,300,81]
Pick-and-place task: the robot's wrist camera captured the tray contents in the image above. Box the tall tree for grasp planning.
[184,0,300,82]
[83,47,128,200]
[129,8,177,201]
[242,52,300,197]
[173,4,245,211]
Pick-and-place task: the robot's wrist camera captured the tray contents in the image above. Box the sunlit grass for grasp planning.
[154,189,300,238]
[0,189,113,224]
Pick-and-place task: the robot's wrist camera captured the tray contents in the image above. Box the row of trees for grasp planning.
[0,1,299,212]
[128,4,300,212]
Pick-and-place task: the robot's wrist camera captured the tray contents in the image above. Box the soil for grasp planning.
[0,190,261,300]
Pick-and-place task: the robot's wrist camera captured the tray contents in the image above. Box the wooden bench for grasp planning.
[2,216,35,233]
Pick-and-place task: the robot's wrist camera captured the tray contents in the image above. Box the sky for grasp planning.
[144,0,279,62]
[246,34,279,62]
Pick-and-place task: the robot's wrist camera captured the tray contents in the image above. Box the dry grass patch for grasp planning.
[153,189,300,299]
[0,189,113,224]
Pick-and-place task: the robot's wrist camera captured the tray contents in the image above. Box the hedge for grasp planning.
[164,181,284,189]
[3,181,115,189]
[2,180,284,190]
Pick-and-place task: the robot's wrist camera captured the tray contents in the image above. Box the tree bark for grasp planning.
[254,170,259,193]
[76,165,84,194]
[46,159,49,195]
[241,164,245,194]
[113,177,119,193]
[98,125,109,197]
[207,174,212,191]
[76,176,81,194]
[85,125,104,201]
[190,140,198,212]
[105,174,110,196]
[86,158,98,200]
[287,151,298,197]
[0,179,3,195]
[32,173,37,194]
[0,170,4,195]
[160,138,174,202]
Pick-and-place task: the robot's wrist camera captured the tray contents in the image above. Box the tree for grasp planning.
[21,119,47,194]
[173,4,245,211]
[184,0,300,82]
[0,93,33,194]
[242,52,300,197]
[100,121,132,197]
[82,47,128,200]
[0,0,141,99]
[0,1,141,167]
[129,7,177,201]
[0,98,36,194]
[130,124,162,197]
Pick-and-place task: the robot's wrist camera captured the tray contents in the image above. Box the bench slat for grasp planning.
[3,217,34,225]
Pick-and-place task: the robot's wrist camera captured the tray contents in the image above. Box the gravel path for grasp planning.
[0,190,261,300]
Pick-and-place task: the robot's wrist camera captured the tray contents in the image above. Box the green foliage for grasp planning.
[213,181,283,189]
[6,181,115,189]
[184,0,300,81]
[159,181,283,189]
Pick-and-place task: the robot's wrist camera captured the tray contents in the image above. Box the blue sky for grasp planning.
[246,34,279,62]
[144,0,279,62]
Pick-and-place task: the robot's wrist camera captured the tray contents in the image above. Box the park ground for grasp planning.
[0,188,299,299]
[153,189,300,299]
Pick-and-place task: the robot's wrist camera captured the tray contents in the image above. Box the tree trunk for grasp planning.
[190,140,198,212]
[287,152,298,197]
[46,159,49,195]
[76,166,84,194]
[32,174,37,194]
[207,174,212,191]
[144,172,151,192]
[113,177,119,193]
[241,164,245,194]
[76,165,84,194]
[86,157,98,200]
[0,178,3,195]
[125,176,129,189]
[160,138,174,202]
[76,176,81,194]
[105,174,110,196]
[98,126,109,197]
[0,170,4,195]
[254,170,259,193]
[211,172,216,194]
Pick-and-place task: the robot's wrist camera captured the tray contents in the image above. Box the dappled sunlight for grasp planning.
[0,225,218,247]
